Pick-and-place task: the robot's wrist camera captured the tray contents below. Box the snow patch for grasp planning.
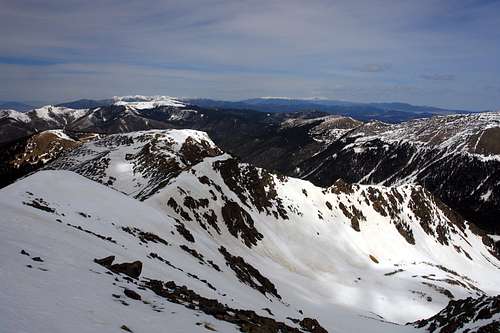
[113,95,186,109]
[0,109,31,123]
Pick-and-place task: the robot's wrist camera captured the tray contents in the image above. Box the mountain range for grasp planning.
[2,96,482,123]
[0,95,499,332]
[1,96,498,233]
[0,100,36,112]
[186,97,474,123]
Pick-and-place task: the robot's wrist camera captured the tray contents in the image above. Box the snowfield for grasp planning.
[113,95,186,109]
[0,129,499,333]
[0,109,31,123]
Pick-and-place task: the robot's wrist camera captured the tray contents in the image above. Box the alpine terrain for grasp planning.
[3,0,500,330]
[1,96,499,332]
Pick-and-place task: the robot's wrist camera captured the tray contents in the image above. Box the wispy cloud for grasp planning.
[354,64,392,73]
[421,74,456,81]
[0,0,499,109]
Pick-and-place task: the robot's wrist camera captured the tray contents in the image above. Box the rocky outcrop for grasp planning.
[412,295,500,333]
[0,130,82,188]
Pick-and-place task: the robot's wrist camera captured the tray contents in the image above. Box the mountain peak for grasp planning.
[112,95,186,109]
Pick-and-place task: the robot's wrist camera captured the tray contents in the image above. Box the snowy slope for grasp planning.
[413,294,500,332]
[298,112,500,233]
[0,109,31,123]
[1,129,499,333]
[0,105,89,127]
[48,130,500,321]
[28,105,89,125]
[146,154,500,324]
[353,112,500,156]
[0,170,416,333]
[0,171,254,333]
[47,130,222,199]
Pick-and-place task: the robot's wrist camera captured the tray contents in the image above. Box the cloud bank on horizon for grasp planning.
[0,0,499,110]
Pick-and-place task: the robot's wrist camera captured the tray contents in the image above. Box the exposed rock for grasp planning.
[110,261,143,279]
[299,317,329,333]
[412,295,500,333]
[0,130,82,189]
[123,289,142,301]
[214,158,288,220]
[94,256,142,279]
[94,255,115,266]
[179,136,222,164]
[120,324,133,332]
[221,201,263,248]
[369,255,379,264]
[23,198,56,214]
[175,221,195,243]
[121,226,169,246]
[219,246,280,299]
[144,278,325,333]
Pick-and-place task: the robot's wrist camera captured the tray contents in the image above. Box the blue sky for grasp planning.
[0,0,499,110]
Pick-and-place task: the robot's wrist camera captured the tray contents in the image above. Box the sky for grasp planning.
[0,0,499,110]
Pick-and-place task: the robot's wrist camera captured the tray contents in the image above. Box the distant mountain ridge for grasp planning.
[0,101,34,112]
[55,98,113,109]
[185,97,478,122]
[0,96,482,123]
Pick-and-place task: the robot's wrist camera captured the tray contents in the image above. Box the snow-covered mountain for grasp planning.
[0,106,89,142]
[113,95,187,109]
[1,98,499,235]
[47,130,222,199]
[0,96,190,142]
[0,99,335,189]
[1,128,498,332]
[297,112,500,234]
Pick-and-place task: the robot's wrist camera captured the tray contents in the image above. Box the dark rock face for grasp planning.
[221,201,263,248]
[123,289,141,300]
[174,220,195,243]
[412,295,500,333]
[219,246,281,299]
[179,136,222,165]
[110,261,143,279]
[299,318,328,333]
[0,131,81,188]
[94,256,143,279]
[94,255,115,266]
[476,127,500,155]
[214,158,288,220]
[0,117,37,144]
